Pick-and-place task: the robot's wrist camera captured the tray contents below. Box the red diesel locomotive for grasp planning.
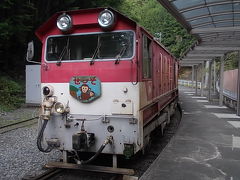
[28,7,179,169]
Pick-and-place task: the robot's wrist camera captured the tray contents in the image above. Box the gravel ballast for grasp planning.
[0,124,61,180]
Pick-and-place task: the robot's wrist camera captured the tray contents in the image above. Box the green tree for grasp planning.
[0,0,123,111]
[0,0,123,77]
[117,0,195,57]
[224,52,238,70]
[0,0,35,75]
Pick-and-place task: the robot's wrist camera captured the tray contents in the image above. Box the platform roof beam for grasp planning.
[180,63,202,67]
[201,41,240,46]
[187,11,240,22]
[194,46,240,51]
[186,54,224,57]
[180,60,206,63]
[179,1,240,13]
[180,64,195,67]
[191,27,240,34]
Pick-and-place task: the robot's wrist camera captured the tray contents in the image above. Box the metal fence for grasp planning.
[179,78,237,101]
[178,80,201,89]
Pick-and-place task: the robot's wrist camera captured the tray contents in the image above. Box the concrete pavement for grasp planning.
[140,86,240,180]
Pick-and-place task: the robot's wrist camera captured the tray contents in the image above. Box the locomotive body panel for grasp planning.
[42,82,141,154]
[138,30,178,114]
[41,82,140,116]
[44,113,140,154]
[41,58,137,83]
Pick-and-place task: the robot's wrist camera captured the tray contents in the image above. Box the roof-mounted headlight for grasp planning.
[57,13,72,32]
[98,9,116,30]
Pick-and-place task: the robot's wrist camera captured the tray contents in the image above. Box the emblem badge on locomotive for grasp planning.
[27,7,180,170]
[70,76,101,103]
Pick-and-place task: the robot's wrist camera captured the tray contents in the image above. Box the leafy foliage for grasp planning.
[0,0,36,75]
[0,76,24,111]
[224,52,239,71]
[0,0,122,76]
[117,0,195,57]
[213,52,238,80]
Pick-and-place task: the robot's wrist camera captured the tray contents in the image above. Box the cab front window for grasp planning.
[46,31,134,61]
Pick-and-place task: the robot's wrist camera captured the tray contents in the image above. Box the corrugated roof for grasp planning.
[158,0,240,66]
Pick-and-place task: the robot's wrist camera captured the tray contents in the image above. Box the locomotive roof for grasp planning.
[35,7,177,61]
[35,7,136,39]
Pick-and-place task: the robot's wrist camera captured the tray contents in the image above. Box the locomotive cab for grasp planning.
[34,8,179,168]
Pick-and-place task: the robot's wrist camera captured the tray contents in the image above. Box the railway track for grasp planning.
[23,168,132,180]
[0,116,38,134]
[22,169,63,180]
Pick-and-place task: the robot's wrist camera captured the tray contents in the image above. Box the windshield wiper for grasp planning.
[57,37,69,66]
[90,36,101,65]
[115,44,127,64]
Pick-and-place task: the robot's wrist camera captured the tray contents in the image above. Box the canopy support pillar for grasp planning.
[192,65,194,89]
[201,62,205,97]
[237,51,240,116]
[219,55,225,106]
[213,60,216,94]
[204,61,209,89]
[208,61,212,101]
[195,65,198,95]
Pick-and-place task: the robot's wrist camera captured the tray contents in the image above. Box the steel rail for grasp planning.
[22,168,63,180]
[0,116,39,134]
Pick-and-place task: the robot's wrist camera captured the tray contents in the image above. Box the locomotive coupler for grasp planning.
[72,120,95,151]
[72,132,95,151]
[75,136,114,165]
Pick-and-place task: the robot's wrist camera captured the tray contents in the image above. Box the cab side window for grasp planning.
[142,35,152,79]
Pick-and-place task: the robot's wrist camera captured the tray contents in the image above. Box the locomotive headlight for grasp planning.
[98,9,116,29]
[54,102,65,114]
[43,85,54,97]
[57,13,72,32]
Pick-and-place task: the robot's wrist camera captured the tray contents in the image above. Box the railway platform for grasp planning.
[140,86,240,180]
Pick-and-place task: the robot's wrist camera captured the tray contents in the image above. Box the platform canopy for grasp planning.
[158,0,240,66]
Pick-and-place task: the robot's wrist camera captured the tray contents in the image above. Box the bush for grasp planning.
[0,76,24,111]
